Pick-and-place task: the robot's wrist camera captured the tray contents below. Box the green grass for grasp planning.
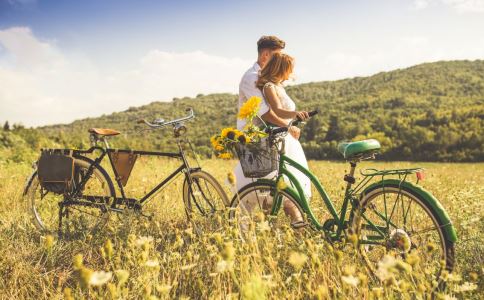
[0,159,482,299]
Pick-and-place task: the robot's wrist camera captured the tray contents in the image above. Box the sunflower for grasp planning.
[210,135,225,151]
[238,96,262,120]
[221,128,243,140]
[237,134,248,144]
[221,127,235,138]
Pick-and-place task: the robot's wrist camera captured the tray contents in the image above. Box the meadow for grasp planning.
[0,158,482,299]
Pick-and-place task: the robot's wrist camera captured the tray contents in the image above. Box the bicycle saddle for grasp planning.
[88,128,121,136]
[337,139,381,159]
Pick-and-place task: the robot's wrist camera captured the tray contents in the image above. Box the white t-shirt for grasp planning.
[237,62,270,130]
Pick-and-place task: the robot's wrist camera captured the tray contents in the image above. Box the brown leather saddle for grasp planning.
[88,128,121,136]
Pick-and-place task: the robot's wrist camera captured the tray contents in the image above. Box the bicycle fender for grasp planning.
[361,179,457,242]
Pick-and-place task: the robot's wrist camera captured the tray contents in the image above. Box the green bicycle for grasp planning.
[229,111,456,281]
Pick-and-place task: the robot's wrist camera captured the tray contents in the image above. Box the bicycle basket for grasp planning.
[109,151,138,186]
[235,138,278,178]
[37,150,75,194]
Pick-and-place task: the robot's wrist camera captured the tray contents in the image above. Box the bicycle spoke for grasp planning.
[199,179,217,210]
[387,191,400,229]
[383,189,388,230]
[366,204,398,230]
[403,197,412,230]
[409,225,440,236]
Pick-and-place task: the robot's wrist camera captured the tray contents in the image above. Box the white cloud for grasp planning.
[414,0,431,9]
[443,0,484,12]
[1,26,483,127]
[413,0,484,13]
[295,35,484,82]
[0,27,250,126]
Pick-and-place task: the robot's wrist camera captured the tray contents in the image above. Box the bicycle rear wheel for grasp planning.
[228,181,306,241]
[24,156,115,236]
[352,184,455,282]
[182,170,229,233]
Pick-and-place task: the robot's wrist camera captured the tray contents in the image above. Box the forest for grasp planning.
[1,60,483,162]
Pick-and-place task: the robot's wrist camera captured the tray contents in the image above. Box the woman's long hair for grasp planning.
[256,53,294,91]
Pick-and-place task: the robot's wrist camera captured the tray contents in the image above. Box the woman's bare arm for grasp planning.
[264,85,310,121]
[263,85,298,119]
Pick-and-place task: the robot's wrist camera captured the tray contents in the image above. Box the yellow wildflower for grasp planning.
[227,171,236,185]
[114,269,129,286]
[238,96,261,120]
[276,178,288,191]
[288,251,308,270]
[73,254,83,269]
[218,152,233,159]
[44,235,54,252]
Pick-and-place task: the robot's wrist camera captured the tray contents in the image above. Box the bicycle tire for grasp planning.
[228,181,307,240]
[24,156,116,236]
[182,170,229,232]
[351,183,455,282]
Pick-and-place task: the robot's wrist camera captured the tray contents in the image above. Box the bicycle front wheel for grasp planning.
[182,170,229,232]
[228,181,307,241]
[24,156,115,236]
[352,183,455,281]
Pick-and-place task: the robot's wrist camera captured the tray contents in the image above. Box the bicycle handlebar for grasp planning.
[137,108,195,128]
[269,109,319,135]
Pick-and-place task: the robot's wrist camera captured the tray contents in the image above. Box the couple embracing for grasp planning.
[234,35,312,219]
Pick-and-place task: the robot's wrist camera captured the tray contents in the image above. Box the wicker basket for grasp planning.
[235,138,278,178]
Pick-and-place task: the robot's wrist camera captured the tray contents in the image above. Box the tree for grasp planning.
[3,121,9,131]
[325,115,341,141]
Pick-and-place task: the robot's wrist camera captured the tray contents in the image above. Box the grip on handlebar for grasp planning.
[137,119,146,124]
[294,109,319,125]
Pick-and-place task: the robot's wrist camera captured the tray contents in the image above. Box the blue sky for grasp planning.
[1,0,483,126]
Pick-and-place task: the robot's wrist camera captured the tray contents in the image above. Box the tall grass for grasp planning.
[0,158,482,299]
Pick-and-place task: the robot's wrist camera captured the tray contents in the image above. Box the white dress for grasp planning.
[234,82,312,199]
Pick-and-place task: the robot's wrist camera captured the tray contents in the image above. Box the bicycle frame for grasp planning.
[68,138,199,209]
[268,155,341,229]
[263,150,427,241]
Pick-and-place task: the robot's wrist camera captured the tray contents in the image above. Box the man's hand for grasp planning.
[288,126,300,140]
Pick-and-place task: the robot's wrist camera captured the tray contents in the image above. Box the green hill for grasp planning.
[1,60,483,162]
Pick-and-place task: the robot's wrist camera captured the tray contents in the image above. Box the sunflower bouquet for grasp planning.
[210,96,268,159]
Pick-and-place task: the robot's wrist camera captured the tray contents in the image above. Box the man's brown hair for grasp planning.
[257,36,285,53]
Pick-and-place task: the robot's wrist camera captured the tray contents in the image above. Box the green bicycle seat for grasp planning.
[337,139,381,159]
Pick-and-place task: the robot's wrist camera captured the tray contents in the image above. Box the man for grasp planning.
[237,36,300,139]
[234,35,305,226]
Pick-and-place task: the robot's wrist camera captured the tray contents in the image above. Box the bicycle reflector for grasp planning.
[416,171,425,181]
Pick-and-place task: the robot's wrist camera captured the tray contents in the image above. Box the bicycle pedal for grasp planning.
[291,221,308,229]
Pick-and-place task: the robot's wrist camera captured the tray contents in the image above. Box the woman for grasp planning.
[256,52,312,201]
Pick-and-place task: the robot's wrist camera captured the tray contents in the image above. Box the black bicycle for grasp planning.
[24,108,229,236]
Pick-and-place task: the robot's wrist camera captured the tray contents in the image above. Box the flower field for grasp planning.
[0,158,482,299]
